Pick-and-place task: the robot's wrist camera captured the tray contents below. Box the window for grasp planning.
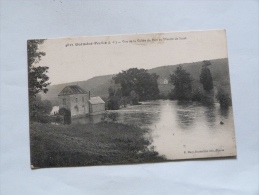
[75,98,78,103]
[63,98,66,105]
[82,97,84,102]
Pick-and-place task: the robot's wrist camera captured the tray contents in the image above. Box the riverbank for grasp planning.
[30,122,166,168]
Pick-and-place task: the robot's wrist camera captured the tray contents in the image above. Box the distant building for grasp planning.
[50,106,59,116]
[89,97,105,115]
[58,85,105,118]
[158,78,169,85]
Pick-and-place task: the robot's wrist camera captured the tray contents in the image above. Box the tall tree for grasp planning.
[107,87,120,110]
[28,39,50,119]
[200,60,214,92]
[113,68,159,101]
[35,95,52,116]
[170,66,192,101]
[216,88,231,108]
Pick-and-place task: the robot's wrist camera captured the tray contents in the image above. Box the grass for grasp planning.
[30,122,166,168]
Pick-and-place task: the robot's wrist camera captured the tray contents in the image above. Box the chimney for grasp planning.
[89,91,91,114]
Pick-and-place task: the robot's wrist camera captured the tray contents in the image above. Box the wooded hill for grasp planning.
[40,58,231,105]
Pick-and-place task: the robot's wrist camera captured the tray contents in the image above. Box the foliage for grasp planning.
[200,60,214,92]
[191,88,205,101]
[107,97,120,110]
[59,107,71,116]
[113,68,160,101]
[108,87,116,97]
[169,66,192,101]
[101,111,119,122]
[216,88,232,108]
[28,39,50,119]
[107,87,120,110]
[30,95,52,123]
[168,89,177,100]
[36,115,52,124]
[130,90,140,105]
[54,115,63,123]
[159,93,169,100]
[119,96,129,107]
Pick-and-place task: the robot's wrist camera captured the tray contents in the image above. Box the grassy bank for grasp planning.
[30,122,165,168]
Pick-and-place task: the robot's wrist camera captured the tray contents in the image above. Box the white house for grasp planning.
[50,106,59,115]
[158,78,169,85]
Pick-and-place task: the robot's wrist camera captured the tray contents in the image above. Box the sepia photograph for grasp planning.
[28,30,237,168]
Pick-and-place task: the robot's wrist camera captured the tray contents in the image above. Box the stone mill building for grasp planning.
[58,85,105,119]
[58,85,90,118]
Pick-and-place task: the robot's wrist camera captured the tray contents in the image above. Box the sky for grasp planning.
[36,30,228,85]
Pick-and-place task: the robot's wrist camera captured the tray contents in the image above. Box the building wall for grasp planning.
[70,94,89,117]
[158,78,169,85]
[90,103,105,114]
[58,95,71,111]
[58,94,89,117]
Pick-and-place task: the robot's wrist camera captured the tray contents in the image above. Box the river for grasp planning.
[73,100,236,160]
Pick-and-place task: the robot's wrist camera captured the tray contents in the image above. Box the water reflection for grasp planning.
[148,100,235,159]
[219,107,229,119]
[204,104,216,127]
[176,101,196,129]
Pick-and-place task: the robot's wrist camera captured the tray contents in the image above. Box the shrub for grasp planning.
[37,115,52,124]
[168,89,177,100]
[107,97,120,110]
[54,115,63,123]
[159,93,169,100]
[169,66,192,101]
[101,112,119,122]
[216,88,232,108]
[191,89,205,101]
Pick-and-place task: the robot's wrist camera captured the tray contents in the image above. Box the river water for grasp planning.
[73,100,236,160]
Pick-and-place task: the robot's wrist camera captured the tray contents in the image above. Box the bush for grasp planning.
[191,89,205,101]
[170,66,192,101]
[130,90,139,105]
[107,97,120,110]
[216,88,232,108]
[101,112,119,122]
[54,115,63,123]
[159,93,169,100]
[36,115,52,124]
[168,89,177,100]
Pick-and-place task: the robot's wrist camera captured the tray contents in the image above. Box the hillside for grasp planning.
[148,58,230,82]
[40,75,115,105]
[40,58,231,105]
[149,58,231,96]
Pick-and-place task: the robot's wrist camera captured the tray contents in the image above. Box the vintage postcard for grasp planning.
[28,30,236,168]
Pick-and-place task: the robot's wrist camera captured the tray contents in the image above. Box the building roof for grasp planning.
[89,96,105,104]
[58,85,88,96]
